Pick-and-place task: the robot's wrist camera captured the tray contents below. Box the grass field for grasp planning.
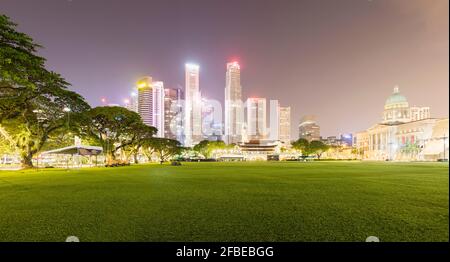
[0,161,448,242]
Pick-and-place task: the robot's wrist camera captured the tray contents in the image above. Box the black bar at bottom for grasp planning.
[0,242,448,259]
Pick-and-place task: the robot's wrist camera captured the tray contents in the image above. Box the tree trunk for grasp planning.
[20,151,33,169]
[133,146,141,164]
[105,151,115,165]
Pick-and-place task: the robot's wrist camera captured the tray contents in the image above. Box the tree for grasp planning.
[0,125,16,156]
[0,15,46,121]
[144,138,182,163]
[309,140,330,160]
[1,90,89,168]
[291,138,313,159]
[192,140,231,158]
[81,107,146,164]
[122,124,157,163]
[193,140,210,158]
[0,15,90,168]
[401,142,421,160]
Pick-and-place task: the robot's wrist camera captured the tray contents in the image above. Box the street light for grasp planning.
[63,107,71,129]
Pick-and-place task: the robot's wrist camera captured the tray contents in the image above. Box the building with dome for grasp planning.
[354,87,448,161]
[382,86,411,124]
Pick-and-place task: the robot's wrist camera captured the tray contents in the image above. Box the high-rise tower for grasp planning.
[184,64,202,146]
[137,77,165,137]
[224,61,243,144]
[246,98,267,140]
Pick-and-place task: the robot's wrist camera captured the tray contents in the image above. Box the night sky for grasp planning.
[1,0,448,137]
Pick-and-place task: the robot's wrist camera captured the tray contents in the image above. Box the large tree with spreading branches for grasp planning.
[0,15,90,168]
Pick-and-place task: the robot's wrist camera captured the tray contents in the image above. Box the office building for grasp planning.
[246,98,267,140]
[278,106,291,145]
[137,77,165,137]
[298,115,320,141]
[224,61,243,144]
[164,88,183,140]
[184,64,202,146]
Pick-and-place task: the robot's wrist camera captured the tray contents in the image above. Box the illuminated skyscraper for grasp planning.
[164,88,183,140]
[224,61,243,144]
[246,98,267,140]
[184,64,202,146]
[137,76,152,126]
[151,81,165,137]
[202,97,223,141]
[124,90,138,113]
[298,115,320,142]
[137,77,165,137]
[278,106,291,145]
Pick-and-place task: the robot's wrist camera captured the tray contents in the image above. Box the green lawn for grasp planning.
[0,161,448,242]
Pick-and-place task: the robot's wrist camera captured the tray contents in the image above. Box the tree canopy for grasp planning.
[0,15,90,167]
[193,140,231,158]
[81,106,150,163]
[292,138,329,160]
[309,140,329,160]
[143,137,182,163]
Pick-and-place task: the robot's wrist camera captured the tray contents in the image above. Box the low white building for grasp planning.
[354,87,448,161]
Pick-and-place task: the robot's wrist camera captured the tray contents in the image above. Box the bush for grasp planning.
[171,161,182,166]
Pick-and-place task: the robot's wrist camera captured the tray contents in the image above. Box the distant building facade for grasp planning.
[184,64,202,146]
[410,106,431,122]
[164,88,183,140]
[340,133,353,147]
[137,77,165,137]
[246,98,267,140]
[322,133,353,147]
[202,98,223,141]
[224,62,244,144]
[125,91,138,113]
[137,76,153,127]
[298,115,320,141]
[354,87,448,161]
[278,106,291,145]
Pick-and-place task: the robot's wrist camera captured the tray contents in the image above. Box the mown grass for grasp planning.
[0,161,448,242]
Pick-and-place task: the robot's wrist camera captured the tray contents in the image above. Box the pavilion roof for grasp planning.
[41,145,103,156]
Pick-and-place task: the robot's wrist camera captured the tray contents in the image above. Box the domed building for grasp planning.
[382,87,410,124]
[353,87,448,161]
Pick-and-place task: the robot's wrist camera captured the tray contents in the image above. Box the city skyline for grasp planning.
[0,1,449,249]
[0,0,448,137]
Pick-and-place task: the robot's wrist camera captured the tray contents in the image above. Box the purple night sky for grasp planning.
[0,0,448,137]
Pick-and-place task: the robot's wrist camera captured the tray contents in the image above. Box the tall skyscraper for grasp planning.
[124,90,138,113]
[164,88,183,140]
[224,61,243,144]
[298,115,320,142]
[278,106,291,145]
[151,81,165,137]
[137,76,153,126]
[201,97,223,141]
[246,98,267,140]
[184,64,202,146]
[137,77,165,137]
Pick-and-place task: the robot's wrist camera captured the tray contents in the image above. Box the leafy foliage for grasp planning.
[291,138,313,159]
[81,106,149,163]
[122,124,157,163]
[193,140,232,158]
[0,15,90,167]
[292,139,329,159]
[309,140,329,160]
[143,137,182,163]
